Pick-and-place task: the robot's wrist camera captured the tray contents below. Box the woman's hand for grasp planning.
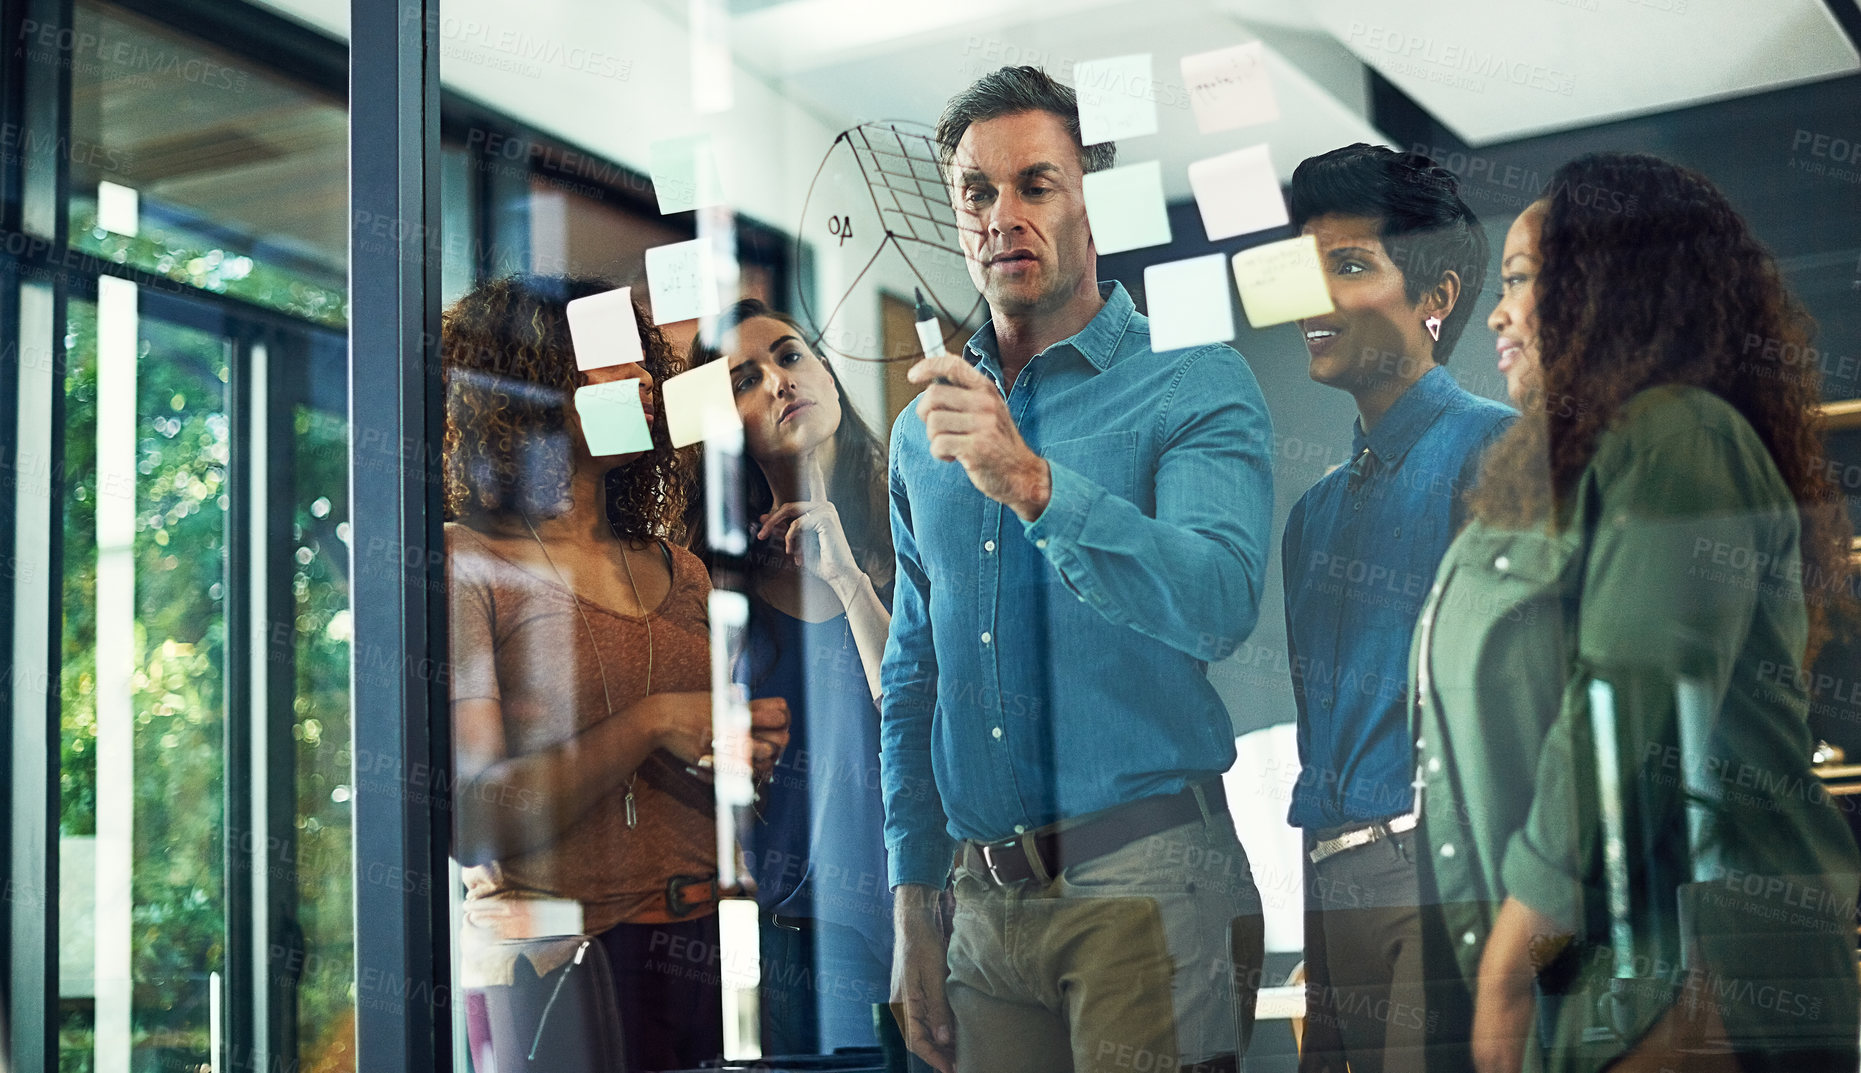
[644,691,715,765]
[757,455,864,593]
[1472,896,1569,1073]
[645,692,789,781]
[748,697,790,781]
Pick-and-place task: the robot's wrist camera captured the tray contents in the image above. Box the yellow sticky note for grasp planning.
[1230,235,1334,329]
[661,358,741,448]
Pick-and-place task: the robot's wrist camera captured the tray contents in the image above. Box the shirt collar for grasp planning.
[1350,364,1458,465]
[963,281,1135,377]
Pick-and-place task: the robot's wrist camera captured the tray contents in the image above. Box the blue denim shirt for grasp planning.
[880,282,1275,888]
[1281,365,1513,830]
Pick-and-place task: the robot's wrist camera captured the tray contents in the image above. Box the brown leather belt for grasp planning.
[665,874,718,918]
[960,780,1227,887]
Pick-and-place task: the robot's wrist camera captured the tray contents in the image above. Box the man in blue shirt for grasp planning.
[880,66,1273,1073]
[1279,145,1512,1073]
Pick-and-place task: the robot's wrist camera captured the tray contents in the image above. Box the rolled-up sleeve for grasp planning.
[879,426,956,889]
[1022,345,1274,663]
[1500,427,1770,931]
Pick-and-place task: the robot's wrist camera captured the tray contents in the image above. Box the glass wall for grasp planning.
[424,3,1861,1072]
[7,2,1861,1073]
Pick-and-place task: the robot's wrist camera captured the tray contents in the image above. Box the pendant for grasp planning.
[625,788,638,829]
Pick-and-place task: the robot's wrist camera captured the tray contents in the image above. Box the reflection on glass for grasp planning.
[59,291,230,1070]
[65,0,347,323]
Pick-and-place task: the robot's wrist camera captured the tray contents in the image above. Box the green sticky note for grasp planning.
[1082,160,1172,255]
[1231,235,1335,330]
[575,380,654,456]
[650,135,725,215]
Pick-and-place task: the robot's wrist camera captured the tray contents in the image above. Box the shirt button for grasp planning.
[1035,538,1049,550]
[1462,930,1478,946]
[1427,757,1441,773]
[984,540,996,553]
[991,727,1003,739]
[1494,555,1510,572]
[1439,843,1456,859]
[1013,824,1026,834]
[1416,737,1426,749]
[981,631,992,645]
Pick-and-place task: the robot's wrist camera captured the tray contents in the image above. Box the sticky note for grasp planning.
[1145,254,1235,351]
[661,358,741,448]
[1231,235,1334,329]
[1074,54,1159,146]
[644,239,724,324]
[650,135,726,214]
[574,380,654,456]
[1082,161,1172,256]
[1182,42,1279,134]
[566,286,647,372]
[1188,144,1288,241]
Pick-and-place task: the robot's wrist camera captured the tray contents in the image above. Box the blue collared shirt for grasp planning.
[880,281,1275,889]
[1281,365,1513,830]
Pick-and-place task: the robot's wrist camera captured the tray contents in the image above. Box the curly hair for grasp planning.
[1468,152,1854,658]
[442,274,696,542]
[689,299,894,585]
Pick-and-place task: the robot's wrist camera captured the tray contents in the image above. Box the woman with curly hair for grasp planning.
[443,274,789,1072]
[690,299,909,1064]
[1409,153,1859,1073]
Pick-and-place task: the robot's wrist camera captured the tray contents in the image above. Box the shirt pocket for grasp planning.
[1042,430,1138,504]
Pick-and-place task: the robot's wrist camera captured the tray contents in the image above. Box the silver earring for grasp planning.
[1424,316,1442,342]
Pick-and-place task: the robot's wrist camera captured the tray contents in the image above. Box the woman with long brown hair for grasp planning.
[1410,153,1858,1072]
[690,299,910,1065]
[443,274,789,1071]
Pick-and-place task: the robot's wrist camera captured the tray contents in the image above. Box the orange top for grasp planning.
[446,523,717,934]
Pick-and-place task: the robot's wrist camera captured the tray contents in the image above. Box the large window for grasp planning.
[8,3,1861,1073]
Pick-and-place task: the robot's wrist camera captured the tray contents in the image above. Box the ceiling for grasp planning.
[719,0,1859,151]
[246,0,1860,201]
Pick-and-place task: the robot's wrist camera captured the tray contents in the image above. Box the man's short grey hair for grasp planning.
[935,66,1116,176]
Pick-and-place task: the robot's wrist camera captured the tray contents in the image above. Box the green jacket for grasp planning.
[1411,385,1858,1070]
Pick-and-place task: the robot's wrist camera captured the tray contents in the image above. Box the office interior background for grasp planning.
[3,0,1861,1070]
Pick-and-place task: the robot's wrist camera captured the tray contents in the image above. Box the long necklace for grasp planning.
[520,510,655,829]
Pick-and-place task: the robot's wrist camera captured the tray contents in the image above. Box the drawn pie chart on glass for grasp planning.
[795,120,984,364]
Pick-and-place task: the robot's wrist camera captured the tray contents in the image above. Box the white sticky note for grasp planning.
[1188,144,1289,241]
[1074,54,1159,146]
[1231,235,1335,330]
[97,180,139,237]
[566,286,647,372]
[650,135,726,214]
[1182,42,1279,134]
[1082,161,1172,256]
[661,358,741,448]
[574,380,654,456]
[1145,254,1235,352]
[644,239,724,324]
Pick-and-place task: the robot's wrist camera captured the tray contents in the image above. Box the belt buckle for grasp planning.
[975,836,1019,885]
[665,873,716,918]
[978,841,1013,886]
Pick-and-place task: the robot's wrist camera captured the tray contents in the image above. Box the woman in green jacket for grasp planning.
[1411,152,1858,1073]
